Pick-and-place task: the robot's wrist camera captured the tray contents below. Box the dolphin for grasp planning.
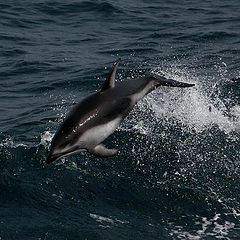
[46,59,194,164]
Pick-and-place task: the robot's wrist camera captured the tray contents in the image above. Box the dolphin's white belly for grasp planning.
[77,117,122,148]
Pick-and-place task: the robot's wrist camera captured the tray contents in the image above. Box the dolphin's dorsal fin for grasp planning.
[101,58,121,92]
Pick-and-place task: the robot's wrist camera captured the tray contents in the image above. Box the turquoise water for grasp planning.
[1,1,240,239]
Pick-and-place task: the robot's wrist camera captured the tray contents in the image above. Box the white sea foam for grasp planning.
[89,213,115,224]
[170,214,235,240]
[0,137,28,148]
[89,213,128,228]
[40,131,54,147]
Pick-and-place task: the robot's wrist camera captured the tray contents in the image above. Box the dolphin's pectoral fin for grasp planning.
[101,58,121,92]
[89,144,118,158]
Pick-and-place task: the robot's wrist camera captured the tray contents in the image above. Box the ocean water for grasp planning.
[1,0,240,239]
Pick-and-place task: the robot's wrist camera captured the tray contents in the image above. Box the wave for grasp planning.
[36,1,123,16]
[1,63,239,240]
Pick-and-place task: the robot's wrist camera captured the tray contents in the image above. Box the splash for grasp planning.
[117,61,240,240]
[0,137,28,148]
[127,61,240,135]
[40,130,54,148]
[170,214,235,240]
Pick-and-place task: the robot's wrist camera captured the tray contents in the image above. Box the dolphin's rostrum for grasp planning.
[47,59,194,163]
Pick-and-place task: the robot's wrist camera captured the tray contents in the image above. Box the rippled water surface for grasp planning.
[1,1,240,239]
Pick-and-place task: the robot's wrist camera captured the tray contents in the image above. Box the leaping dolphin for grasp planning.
[46,59,194,164]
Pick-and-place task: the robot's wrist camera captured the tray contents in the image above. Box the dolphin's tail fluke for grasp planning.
[150,73,195,88]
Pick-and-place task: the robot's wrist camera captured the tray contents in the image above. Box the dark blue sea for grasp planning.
[1,0,240,239]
